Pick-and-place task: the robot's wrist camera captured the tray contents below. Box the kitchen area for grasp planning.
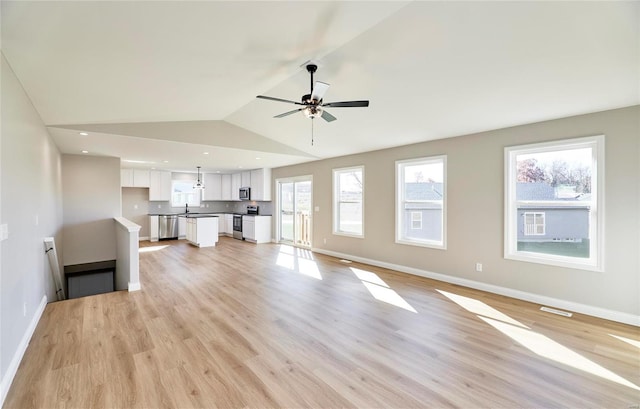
[121,167,273,248]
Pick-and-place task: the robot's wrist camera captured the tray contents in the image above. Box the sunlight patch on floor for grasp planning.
[276,245,322,280]
[481,316,640,391]
[437,288,639,391]
[351,267,417,313]
[437,289,528,328]
[610,334,640,349]
[139,245,169,253]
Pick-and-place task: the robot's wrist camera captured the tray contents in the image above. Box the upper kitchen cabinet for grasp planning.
[221,174,232,201]
[149,170,171,201]
[203,173,223,201]
[241,171,251,187]
[231,173,241,201]
[250,168,272,201]
[121,169,150,188]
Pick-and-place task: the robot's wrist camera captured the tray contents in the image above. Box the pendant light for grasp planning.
[193,166,205,190]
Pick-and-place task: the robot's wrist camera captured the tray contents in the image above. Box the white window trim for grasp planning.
[504,135,604,272]
[332,166,364,238]
[171,180,202,208]
[395,155,447,249]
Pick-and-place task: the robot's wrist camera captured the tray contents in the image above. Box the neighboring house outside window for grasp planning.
[396,156,446,249]
[333,166,364,237]
[505,135,604,271]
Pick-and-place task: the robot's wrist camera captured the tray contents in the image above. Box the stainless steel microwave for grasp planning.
[239,187,251,200]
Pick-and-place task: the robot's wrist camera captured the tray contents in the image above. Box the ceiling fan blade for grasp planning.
[274,108,304,118]
[257,95,304,105]
[321,110,337,122]
[311,81,330,102]
[322,100,369,108]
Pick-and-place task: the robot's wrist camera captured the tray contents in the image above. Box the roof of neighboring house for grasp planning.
[516,182,591,201]
[405,183,443,201]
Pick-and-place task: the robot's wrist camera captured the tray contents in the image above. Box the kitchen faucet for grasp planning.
[185,203,189,213]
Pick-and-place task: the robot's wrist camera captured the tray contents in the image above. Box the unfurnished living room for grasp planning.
[1,1,639,408]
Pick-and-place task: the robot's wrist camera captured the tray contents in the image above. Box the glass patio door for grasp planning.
[278,178,312,248]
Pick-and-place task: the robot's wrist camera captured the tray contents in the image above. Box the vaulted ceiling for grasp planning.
[2,1,638,173]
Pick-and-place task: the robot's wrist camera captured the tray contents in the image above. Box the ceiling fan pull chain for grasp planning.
[311,118,314,146]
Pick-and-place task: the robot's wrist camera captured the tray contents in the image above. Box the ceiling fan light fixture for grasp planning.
[303,105,323,119]
[193,166,205,190]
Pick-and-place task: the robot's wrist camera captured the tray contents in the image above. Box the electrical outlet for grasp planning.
[323,238,327,244]
[476,263,483,272]
[134,204,138,210]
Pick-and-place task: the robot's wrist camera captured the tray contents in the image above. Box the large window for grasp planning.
[396,156,446,249]
[505,135,604,271]
[333,166,364,237]
[171,180,201,208]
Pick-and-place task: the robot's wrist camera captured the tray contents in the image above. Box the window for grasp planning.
[505,135,604,271]
[411,212,423,230]
[333,166,364,237]
[396,156,446,249]
[523,212,545,236]
[171,180,201,208]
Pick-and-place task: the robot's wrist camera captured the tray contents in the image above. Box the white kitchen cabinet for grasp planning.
[149,170,172,201]
[217,215,226,235]
[186,216,219,248]
[225,214,234,235]
[242,215,271,244]
[121,169,150,187]
[231,173,241,201]
[242,217,255,241]
[250,168,272,201]
[203,173,223,201]
[149,215,159,242]
[121,169,133,187]
[178,216,186,239]
[221,175,232,200]
[241,171,251,187]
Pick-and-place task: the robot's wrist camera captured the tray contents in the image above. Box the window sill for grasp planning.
[396,238,446,250]
[505,252,603,272]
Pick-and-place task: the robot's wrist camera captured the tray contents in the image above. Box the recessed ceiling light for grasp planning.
[203,152,209,155]
[255,157,261,160]
[238,166,243,169]
[81,150,89,154]
[79,132,89,136]
[216,171,221,173]
[163,160,169,163]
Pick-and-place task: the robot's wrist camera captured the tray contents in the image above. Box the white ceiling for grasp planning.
[2,1,638,174]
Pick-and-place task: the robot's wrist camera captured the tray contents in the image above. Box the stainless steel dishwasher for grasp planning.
[159,215,179,240]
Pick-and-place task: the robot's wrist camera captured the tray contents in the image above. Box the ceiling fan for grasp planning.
[256,63,369,123]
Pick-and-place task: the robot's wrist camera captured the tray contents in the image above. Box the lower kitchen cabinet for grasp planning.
[186,216,219,248]
[149,215,159,242]
[242,215,271,244]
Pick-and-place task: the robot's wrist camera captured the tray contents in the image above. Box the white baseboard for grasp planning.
[312,248,639,327]
[138,236,149,241]
[0,294,48,407]
[128,282,141,292]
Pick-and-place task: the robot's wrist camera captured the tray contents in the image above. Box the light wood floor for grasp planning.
[4,237,640,408]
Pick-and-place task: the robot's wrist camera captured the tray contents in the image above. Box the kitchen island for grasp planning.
[182,214,219,248]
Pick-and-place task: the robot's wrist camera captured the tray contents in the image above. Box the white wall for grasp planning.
[62,155,121,266]
[0,54,63,402]
[272,106,640,322]
[122,187,150,238]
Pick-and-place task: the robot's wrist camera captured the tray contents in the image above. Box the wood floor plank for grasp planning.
[4,237,640,408]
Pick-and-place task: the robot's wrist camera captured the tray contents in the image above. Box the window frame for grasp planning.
[504,135,604,272]
[395,155,447,249]
[171,179,202,208]
[332,166,364,238]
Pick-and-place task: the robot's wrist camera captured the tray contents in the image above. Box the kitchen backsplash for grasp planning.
[148,201,273,215]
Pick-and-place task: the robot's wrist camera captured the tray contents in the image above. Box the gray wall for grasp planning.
[1,54,63,391]
[122,187,150,238]
[272,106,640,318]
[62,155,120,266]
